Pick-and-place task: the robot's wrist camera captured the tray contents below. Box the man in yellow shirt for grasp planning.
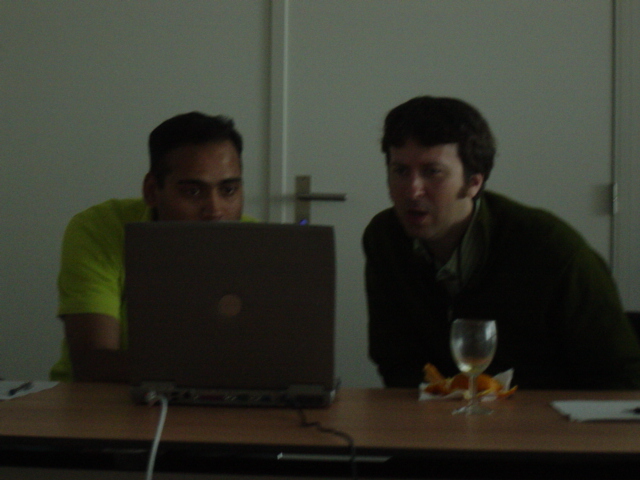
[51,112,253,382]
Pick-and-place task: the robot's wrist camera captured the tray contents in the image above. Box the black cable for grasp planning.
[295,406,358,480]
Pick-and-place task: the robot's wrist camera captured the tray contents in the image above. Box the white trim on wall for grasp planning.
[267,0,290,223]
[613,0,640,310]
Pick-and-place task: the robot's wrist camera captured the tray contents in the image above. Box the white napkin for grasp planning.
[419,369,514,401]
[0,380,58,400]
[551,400,640,422]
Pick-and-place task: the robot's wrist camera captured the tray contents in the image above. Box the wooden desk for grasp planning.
[1,383,640,478]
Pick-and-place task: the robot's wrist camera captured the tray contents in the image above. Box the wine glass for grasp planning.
[450,319,497,415]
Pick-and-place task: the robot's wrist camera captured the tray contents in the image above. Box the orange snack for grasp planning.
[422,363,517,398]
[423,363,446,383]
[450,373,501,393]
[495,385,518,398]
[423,381,451,396]
[422,364,449,395]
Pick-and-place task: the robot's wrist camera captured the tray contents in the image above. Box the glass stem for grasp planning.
[469,374,478,407]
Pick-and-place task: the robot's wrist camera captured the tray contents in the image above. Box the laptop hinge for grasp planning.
[136,381,177,404]
[285,384,332,408]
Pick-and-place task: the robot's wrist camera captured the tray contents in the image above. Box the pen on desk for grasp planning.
[8,381,33,396]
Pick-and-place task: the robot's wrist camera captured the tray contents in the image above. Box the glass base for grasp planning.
[452,403,493,416]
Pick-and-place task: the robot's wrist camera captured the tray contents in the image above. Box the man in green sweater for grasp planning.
[363,96,640,389]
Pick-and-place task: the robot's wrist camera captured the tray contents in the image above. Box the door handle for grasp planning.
[295,175,347,224]
[296,193,347,201]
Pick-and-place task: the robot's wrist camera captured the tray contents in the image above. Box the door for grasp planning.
[271,0,613,387]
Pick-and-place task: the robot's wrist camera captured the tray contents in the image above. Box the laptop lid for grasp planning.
[125,222,336,406]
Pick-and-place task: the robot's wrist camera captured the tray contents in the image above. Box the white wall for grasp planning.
[1,0,271,380]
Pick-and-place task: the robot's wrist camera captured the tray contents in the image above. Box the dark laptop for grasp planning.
[124,221,336,407]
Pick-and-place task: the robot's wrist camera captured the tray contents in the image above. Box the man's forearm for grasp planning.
[62,313,128,382]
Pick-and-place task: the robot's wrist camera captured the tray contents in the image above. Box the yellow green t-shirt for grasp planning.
[50,198,255,381]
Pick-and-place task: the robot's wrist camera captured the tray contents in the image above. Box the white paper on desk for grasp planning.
[0,381,58,400]
[551,400,640,422]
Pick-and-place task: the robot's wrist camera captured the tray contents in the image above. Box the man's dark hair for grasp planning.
[381,96,496,182]
[148,112,243,185]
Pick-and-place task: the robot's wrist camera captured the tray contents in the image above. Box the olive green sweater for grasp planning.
[363,191,640,389]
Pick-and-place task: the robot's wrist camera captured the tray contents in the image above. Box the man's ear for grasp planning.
[466,173,485,199]
[142,172,159,208]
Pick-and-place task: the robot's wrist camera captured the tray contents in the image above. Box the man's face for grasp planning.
[143,140,243,221]
[387,140,483,247]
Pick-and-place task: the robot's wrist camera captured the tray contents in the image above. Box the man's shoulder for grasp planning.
[240,214,259,223]
[364,208,400,236]
[63,199,151,250]
[69,198,150,227]
[481,191,593,255]
[363,207,412,256]
[484,192,574,231]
